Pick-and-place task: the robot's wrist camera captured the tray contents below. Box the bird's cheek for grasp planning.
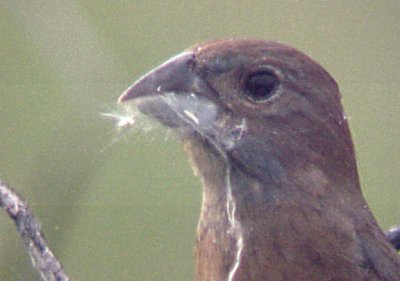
[228,135,286,183]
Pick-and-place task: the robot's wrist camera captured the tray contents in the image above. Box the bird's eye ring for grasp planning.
[243,70,280,102]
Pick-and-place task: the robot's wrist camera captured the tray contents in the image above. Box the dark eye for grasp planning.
[244,71,280,102]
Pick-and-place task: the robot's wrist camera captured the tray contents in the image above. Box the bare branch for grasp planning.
[0,180,69,281]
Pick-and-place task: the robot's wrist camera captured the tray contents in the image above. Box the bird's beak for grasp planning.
[118,51,218,131]
[119,52,201,103]
[118,50,247,155]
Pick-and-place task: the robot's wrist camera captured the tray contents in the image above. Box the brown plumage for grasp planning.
[119,40,400,281]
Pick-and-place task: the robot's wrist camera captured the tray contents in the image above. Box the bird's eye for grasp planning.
[244,70,280,102]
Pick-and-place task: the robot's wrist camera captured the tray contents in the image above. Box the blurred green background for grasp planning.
[0,1,399,280]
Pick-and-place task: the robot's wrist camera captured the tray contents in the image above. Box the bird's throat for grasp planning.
[183,134,246,281]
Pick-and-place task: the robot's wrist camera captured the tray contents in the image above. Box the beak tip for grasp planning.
[118,89,132,104]
[117,95,126,104]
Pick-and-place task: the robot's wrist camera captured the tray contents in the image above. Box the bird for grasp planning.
[118,40,400,281]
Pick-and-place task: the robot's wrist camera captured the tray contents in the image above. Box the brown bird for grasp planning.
[119,40,400,281]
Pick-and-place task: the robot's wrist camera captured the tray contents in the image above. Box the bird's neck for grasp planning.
[183,136,400,281]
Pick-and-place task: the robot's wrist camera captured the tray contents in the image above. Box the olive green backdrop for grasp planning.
[0,1,399,280]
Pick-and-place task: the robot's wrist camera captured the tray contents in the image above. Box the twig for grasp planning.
[0,180,69,281]
[386,227,400,251]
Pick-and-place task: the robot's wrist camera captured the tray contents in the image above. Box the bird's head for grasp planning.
[118,40,399,281]
[119,40,357,189]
